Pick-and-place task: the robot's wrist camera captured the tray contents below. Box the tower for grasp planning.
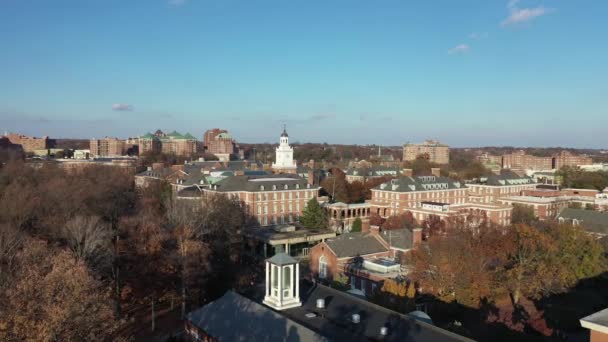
[272,125,297,173]
[263,253,301,310]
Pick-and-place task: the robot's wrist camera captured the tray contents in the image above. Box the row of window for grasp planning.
[257,203,301,214]
[256,190,314,201]
[261,215,296,226]
[259,183,310,191]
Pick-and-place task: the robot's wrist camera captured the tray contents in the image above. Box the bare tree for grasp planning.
[62,216,111,267]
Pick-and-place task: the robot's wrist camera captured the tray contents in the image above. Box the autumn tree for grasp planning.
[501,224,555,305]
[0,239,117,341]
[62,215,111,267]
[381,211,416,230]
[369,212,384,227]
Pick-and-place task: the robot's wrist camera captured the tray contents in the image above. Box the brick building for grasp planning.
[203,128,236,159]
[344,167,400,183]
[138,130,197,156]
[403,140,449,164]
[407,201,513,227]
[89,137,125,157]
[203,174,319,226]
[371,176,468,217]
[309,227,422,296]
[553,150,593,169]
[502,150,553,170]
[4,133,54,152]
[467,170,538,203]
[323,202,372,233]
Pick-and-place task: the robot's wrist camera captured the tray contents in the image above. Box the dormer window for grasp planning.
[307,184,311,189]
[296,184,300,189]
[284,184,288,190]
[272,185,277,190]
[260,185,265,191]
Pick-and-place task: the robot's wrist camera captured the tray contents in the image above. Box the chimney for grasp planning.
[431,168,440,177]
[152,162,164,170]
[412,228,422,246]
[370,225,381,236]
[309,159,315,168]
[402,168,413,177]
[171,164,185,171]
[307,170,314,185]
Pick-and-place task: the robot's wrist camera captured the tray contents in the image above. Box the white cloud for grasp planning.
[448,44,470,55]
[111,104,134,111]
[168,0,188,6]
[502,0,551,26]
[469,32,489,40]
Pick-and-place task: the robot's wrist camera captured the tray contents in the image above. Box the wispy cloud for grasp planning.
[168,0,188,6]
[111,103,134,111]
[308,114,336,121]
[502,0,551,26]
[448,44,470,55]
[469,32,489,40]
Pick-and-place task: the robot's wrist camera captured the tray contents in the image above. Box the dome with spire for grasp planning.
[281,125,288,138]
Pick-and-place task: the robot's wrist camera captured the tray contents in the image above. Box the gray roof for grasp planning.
[209,174,315,193]
[281,283,472,342]
[345,167,400,177]
[380,228,414,251]
[480,170,536,186]
[557,208,608,235]
[374,176,463,192]
[325,233,387,258]
[176,186,204,198]
[267,253,298,266]
[187,291,327,342]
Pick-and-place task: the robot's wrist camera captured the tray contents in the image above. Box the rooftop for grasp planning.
[580,307,608,335]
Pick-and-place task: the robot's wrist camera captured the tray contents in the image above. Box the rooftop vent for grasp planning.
[380,326,388,336]
[352,313,361,324]
[305,312,317,319]
[316,298,325,309]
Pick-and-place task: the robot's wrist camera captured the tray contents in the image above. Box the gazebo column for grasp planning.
[265,261,270,297]
[295,263,300,299]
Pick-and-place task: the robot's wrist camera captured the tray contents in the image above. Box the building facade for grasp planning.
[467,171,538,204]
[371,176,468,217]
[89,137,125,157]
[272,127,297,174]
[203,128,237,158]
[203,174,319,226]
[403,140,449,164]
[138,130,197,156]
[4,133,53,152]
[553,150,593,169]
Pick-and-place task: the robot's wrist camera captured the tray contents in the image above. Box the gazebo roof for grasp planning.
[267,253,297,266]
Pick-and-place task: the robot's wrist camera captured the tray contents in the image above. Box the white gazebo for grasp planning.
[263,253,301,311]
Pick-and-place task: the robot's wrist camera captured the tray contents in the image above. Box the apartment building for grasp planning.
[138,130,197,156]
[4,133,54,152]
[402,140,450,164]
[89,137,125,157]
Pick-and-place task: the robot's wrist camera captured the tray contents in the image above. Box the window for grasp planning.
[283,266,291,298]
[319,256,327,279]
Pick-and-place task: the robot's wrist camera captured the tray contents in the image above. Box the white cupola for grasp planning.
[263,253,301,311]
[272,125,297,172]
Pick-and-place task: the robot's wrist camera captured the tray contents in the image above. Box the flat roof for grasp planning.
[243,226,336,244]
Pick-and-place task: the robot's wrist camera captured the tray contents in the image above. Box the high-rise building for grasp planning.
[272,127,297,173]
[203,128,237,160]
[403,140,450,164]
[89,137,126,157]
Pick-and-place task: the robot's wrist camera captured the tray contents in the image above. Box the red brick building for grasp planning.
[309,227,422,296]
[202,174,319,226]
[467,170,538,204]
[553,150,593,169]
[4,132,53,152]
[89,137,125,157]
[203,128,236,157]
[370,176,468,217]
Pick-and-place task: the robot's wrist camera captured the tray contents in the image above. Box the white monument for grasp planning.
[272,126,297,173]
[263,253,301,311]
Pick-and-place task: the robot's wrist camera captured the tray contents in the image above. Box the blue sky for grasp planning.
[1,0,607,148]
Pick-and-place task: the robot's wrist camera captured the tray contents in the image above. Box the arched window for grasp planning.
[319,256,327,279]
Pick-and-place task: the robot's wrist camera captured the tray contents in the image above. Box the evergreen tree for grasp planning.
[300,198,326,229]
[351,217,362,232]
